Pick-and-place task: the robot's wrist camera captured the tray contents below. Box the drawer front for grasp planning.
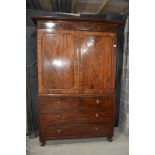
[40,111,113,124]
[78,96,115,111]
[38,96,115,113]
[39,96,79,113]
[40,123,113,139]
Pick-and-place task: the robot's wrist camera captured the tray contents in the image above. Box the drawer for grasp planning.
[78,96,115,111]
[40,111,113,124]
[38,96,79,113]
[40,123,113,139]
[38,96,115,113]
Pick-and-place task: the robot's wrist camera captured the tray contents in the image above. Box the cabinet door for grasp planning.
[79,31,117,94]
[38,30,79,94]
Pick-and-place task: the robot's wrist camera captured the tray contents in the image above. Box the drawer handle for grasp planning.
[56,115,61,119]
[96,99,100,104]
[57,100,61,104]
[95,113,99,118]
[94,126,99,130]
[57,129,62,134]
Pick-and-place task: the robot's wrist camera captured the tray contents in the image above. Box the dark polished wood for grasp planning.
[40,111,113,124]
[38,93,115,97]
[37,30,116,94]
[40,123,113,140]
[34,16,118,145]
[32,16,125,24]
[79,31,116,94]
[37,21,118,32]
[41,30,79,94]
[38,95,115,113]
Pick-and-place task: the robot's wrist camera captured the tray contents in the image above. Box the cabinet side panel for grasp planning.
[37,30,43,94]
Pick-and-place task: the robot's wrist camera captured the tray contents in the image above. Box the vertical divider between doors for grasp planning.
[77,31,81,93]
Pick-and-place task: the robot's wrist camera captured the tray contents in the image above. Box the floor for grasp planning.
[27,127,129,155]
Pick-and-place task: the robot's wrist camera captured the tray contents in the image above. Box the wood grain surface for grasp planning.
[40,123,113,140]
[35,17,118,143]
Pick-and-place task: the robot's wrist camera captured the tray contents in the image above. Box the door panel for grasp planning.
[79,32,116,94]
[40,30,78,94]
[38,30,116,94]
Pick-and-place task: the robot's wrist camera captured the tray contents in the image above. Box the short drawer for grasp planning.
[38,96,79,113]
[40,111,113,124]
[40,123,113,139]
[78,96,115,111]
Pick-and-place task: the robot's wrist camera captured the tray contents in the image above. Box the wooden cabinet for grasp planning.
[33,17,119,145]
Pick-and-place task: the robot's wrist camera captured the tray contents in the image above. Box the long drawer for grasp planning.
[40,111,113,124]
[40,123,113,139]
[38,96,115,113]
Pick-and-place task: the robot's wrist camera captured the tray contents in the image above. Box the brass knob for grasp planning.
[94,126,98,130]
[57,100,61,104]
[96,99,100,104]
[56,115,61,119]
[95,113,99,118]
[57,129,62,134]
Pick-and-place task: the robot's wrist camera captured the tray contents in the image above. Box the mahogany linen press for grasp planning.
[33,16,120,146]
